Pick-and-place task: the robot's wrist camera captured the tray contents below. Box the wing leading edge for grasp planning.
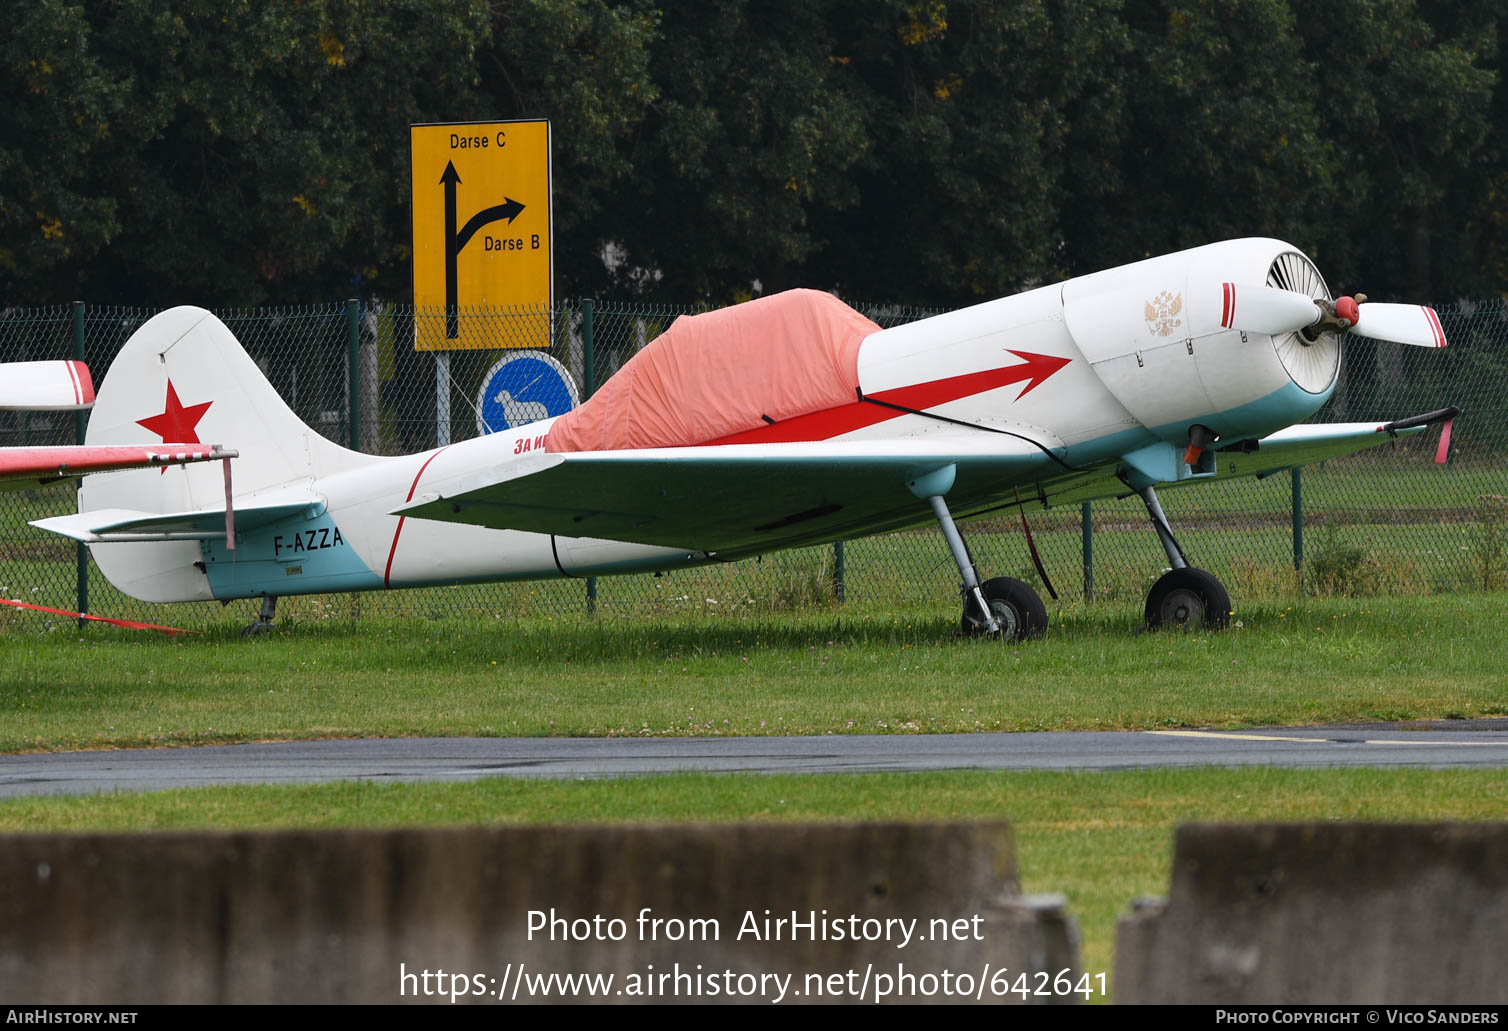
[394,438,1056,557]
[393,411,1454,555]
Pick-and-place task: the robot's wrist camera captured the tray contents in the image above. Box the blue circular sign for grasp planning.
[476,351,579,434]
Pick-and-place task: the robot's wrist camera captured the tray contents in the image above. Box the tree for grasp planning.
[590,0,872,301]
[1056,0,1342,281]
[1292,0,1498,301]
[474,0,659,298]
[812,0,1133,305]
[0,0,130,302]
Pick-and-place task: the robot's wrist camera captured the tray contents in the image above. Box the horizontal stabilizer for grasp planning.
[32,486,321,543]
[394,438,1053,555]
[0,361,94,411]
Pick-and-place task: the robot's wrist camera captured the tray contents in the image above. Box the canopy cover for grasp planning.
[546,289,879,452]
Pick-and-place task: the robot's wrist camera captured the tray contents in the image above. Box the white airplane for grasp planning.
[0,360,234,492]
[31,238,1455,637]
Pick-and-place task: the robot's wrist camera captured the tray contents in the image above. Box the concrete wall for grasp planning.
[0,822,1079,1005]
[1116,822,1508,1004]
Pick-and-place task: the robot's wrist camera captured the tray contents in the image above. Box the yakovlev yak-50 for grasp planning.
[32,238,1455,638]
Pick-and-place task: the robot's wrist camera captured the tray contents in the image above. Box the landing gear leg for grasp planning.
[1134,485,1231,630]
[242,594,277,637]
[926,494,1047,640]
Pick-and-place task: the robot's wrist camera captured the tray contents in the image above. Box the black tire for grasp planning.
[1144,567,1231,631]
[961,577,1049,641]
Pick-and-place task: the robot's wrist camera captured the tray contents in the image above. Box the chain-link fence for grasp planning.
[1,298,1504,629]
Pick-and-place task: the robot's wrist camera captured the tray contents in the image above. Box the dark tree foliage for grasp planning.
[1,0,1502,307]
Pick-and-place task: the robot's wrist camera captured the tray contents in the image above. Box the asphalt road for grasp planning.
[3,719,1507,798]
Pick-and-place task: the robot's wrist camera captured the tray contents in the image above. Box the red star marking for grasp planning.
[138,380,212,444]
[137,381,212,472]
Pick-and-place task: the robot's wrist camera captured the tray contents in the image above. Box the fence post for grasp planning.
[582,300,597,615]
[582,300,596,397]
[72,301,88,628]
[1081,502,1093,602]
[346,299,360,450]
[833,541,846,603]
[1291,467,1304,575]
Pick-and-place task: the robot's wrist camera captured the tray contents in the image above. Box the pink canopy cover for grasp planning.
[546,289,880,452]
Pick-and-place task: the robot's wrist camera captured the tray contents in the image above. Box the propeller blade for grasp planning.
[1208,281,1323,336]
[1350,302,1447,348]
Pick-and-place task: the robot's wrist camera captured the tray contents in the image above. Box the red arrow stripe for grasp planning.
[706,351,1071,446]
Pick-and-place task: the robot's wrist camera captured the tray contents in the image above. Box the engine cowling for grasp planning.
[1061,238,1340,448]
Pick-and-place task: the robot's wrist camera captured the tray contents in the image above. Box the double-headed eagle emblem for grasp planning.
[1144,291,1183,337]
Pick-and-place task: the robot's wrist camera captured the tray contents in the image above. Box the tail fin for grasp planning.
[80,307,372,601]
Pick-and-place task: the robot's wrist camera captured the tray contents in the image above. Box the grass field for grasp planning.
[3,586,1506,1002]
[2,595,1507,751]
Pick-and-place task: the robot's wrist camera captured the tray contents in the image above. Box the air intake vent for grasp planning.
[1267,251,1340,394]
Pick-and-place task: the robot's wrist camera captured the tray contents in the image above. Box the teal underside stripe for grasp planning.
[1150,379,1336,442]
[204,509,381,601]
[1064,380,1334,469]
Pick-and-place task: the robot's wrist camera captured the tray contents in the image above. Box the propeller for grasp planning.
[1206,283,1448,349]
[1212,281,1325,336]
[1336,295,1447,348]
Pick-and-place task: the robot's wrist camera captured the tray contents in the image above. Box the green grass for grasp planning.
[4,766,1504,1001]
[3,594,1506,752]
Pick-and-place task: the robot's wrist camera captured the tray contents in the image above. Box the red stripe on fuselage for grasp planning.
[706,351,1070,446]
[384,446,450,588]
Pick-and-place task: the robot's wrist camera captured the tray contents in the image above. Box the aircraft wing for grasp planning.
[395,410,1454,556]
[395,438,1056,556]
[0,445,236,493]
[0,361,94,411]
[1207,409,1457,482]
[1038,409,1459,509]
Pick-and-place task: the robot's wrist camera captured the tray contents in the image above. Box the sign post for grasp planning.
[411,119,552,443]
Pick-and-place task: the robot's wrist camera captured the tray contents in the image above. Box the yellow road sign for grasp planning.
[411,119,552,350]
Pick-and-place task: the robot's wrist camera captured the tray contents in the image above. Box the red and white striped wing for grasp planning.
[0,444,231,491]
[0,360,95,410]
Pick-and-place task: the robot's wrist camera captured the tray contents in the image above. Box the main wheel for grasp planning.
[961,577,1048,641]
[1144,567,1231,631]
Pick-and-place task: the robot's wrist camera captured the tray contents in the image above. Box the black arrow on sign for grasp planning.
[440,160,527,338]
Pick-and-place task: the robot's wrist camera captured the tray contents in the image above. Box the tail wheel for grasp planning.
[963,577,1048,641]
[1145,567,1231,631]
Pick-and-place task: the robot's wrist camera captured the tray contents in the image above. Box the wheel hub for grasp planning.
[989,599,1020,638]
[1161,588,1206,627]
